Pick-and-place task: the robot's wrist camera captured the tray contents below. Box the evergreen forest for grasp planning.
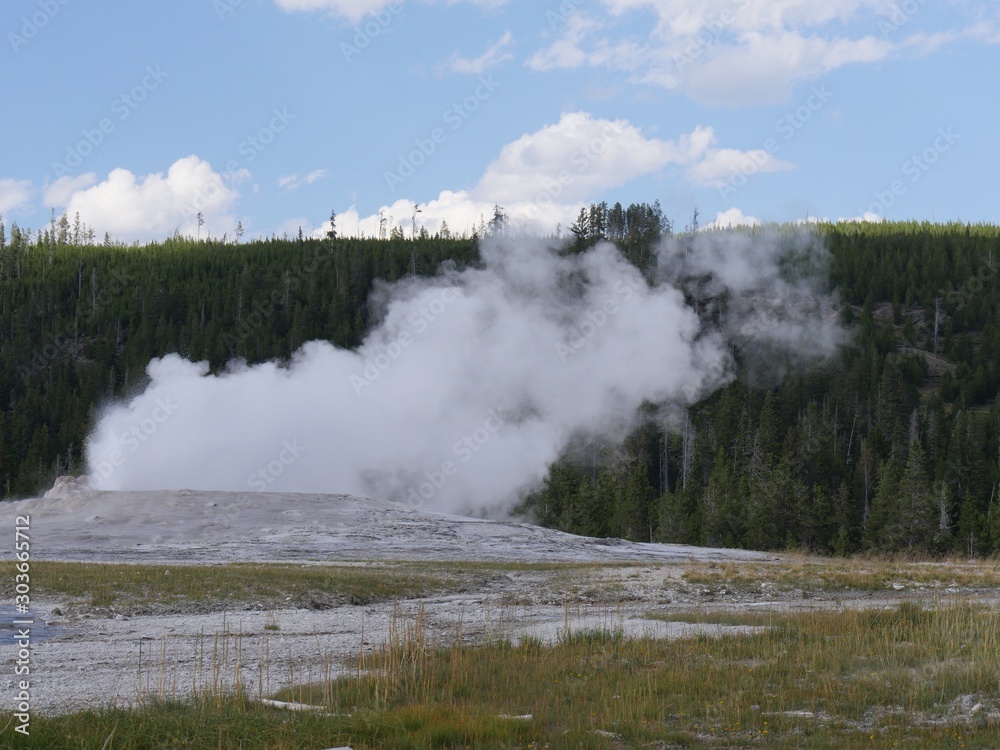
[2,208,999,556]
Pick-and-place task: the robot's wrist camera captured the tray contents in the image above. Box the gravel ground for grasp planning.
[0,488,976,715]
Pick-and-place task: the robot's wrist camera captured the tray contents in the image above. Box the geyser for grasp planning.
[85,230,842,515]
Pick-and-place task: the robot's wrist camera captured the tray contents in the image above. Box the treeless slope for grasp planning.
[2,488,769,564]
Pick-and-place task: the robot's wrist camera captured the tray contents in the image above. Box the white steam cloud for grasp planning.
[84,231,843,515]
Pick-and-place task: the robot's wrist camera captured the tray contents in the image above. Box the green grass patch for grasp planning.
[683,556,1000,592]
[271,600,1000,748]
[0,561,458,614]
[8,601,1000,747]
[646,609,779,627]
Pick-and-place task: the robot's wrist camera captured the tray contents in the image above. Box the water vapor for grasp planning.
[85,230,843,515]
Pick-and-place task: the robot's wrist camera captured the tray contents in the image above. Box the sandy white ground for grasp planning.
[3,488,781,714]
[2,488,770,564]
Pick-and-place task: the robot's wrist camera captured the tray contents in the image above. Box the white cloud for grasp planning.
[276,216,313,239]
[274,0,508,23]
[278,169,328,191]
[837,211,885,223]
[529,0,973,105]
[273,0,396,22]
[661,31,890,106]
[968,19,1000,44]
[0,178,34,215]
[684,144,794,187]
[472,112,783,202]
[330,192,510,240]
[900,30,960,55]
[320,112,796,238]
[603,0,874,33]
[62,156,240,243]
[447,31,514,74]
[527,14,603,71]
[472,112,678,204]
[44,174,98,207]
[303,168,328,184]
[704,207,761,230]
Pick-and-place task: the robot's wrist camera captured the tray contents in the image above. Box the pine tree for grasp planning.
[831,481,857,555]
[887,441,936,550]
[700,448,741,547]
[570,208,589,243]
[487,205,508,238]
[326,210,337,241]
[865,459,900,550]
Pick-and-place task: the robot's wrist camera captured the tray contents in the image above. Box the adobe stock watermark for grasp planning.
[718,84,833,200]
[341,2,403,63]
[670,1,749,72]
[546,0,585,29]
[384,76,500,191]
[223,242,335,355]
[187,106,295,216]
[859,127,959,220]
[350,287,462,395]
[214,0,253,21]
[8,0,72,53]
[522,120,626,223]
[879,0,926,39]
[19,269,133,383]
[405,409,507,509]
[247,439,307,491]
[787,430,828,479]
[556,280,637,363]
[202,493,255,533]
[944,256,998,312]
[84,397,181,489]
[51,66,169,179]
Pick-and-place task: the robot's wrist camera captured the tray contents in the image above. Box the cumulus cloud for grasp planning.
[837,211,885,223]
[527,14,604,71]
[683,144,793,187]
[60,156,240,243]
[332,192,508,239]
[332,112,796,238]
[704,207,761,230]
[0,178,34,215]
[472,112,695,204]
[43,174,99,207]
[529,0,978,105]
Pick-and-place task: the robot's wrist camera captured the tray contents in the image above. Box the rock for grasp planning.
[593,730,623,739]
[43,475,91,499]
[952,694,976,711]
[51,607,63,616]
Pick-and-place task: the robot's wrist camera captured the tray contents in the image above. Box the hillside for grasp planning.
[1,218,998,556]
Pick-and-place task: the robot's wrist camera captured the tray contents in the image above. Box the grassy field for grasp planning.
[681,555,1000,593]
[271,601,1000,748]
[8,601,1000,747]
[0,560,462,614]
[5,557,1000,748]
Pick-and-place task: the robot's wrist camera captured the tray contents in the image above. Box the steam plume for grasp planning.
[84,230,843,515]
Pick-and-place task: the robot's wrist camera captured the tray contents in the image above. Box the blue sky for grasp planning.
[2,0,998,242]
